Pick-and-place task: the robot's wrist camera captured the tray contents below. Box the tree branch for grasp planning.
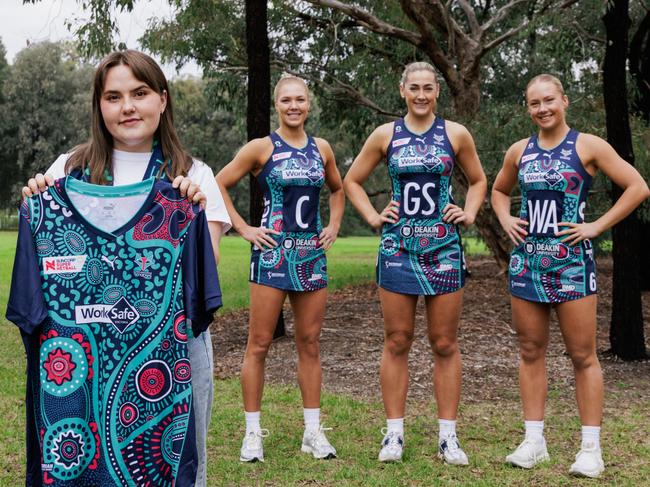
[303,0,422,46]
[480,0,532,34]
[457,0,481,37]
[272,58,402,118]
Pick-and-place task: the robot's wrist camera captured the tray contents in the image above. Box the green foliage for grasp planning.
[0,41,9,103]
[0,42,93,206]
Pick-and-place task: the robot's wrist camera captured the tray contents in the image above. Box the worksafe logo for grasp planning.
[75,297,140,333]
[544,168,563,186]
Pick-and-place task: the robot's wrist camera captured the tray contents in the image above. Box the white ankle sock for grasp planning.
[245,411,261,434]
[524,420,545,443]
[303,408,320,431]
[438,418,457,442]
[581,425,601,449]
[386,417,404,435]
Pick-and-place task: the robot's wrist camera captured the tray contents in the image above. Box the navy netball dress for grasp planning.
[249,132,327,291]
[377,118,466,295]
[509,129,597,303]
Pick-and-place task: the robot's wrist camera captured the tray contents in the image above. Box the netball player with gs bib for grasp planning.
[492,74,649,478]
[344,62,487,464]
[216,75,344,462]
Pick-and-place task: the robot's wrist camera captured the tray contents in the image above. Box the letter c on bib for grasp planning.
[296,196,310,229]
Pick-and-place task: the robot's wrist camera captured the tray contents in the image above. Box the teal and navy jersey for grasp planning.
[7,177,221,486]
[377,117,466,295]
[509,129,597,303]
[249,132,327,291]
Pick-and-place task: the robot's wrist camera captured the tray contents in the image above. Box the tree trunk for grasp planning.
[629,10,650,122]
[641,222,650,291]
[452,170,511,269]
[449,77,482,121]
[603,0,647,360]
[246,0,285,338]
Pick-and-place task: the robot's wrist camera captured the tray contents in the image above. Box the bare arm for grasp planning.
[556,134,650,244]
[315,138,345,250]
[444,121,487,226]
[491,139,530,244]
[343,123,398,230]
[207,221,223,264]
[215,138,280,250]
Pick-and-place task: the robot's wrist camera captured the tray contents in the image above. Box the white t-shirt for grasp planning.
[47,150,231,233]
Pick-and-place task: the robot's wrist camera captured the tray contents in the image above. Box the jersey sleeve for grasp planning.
[188,160,232,233]
[6,201,47,334]
[182,209,222,336]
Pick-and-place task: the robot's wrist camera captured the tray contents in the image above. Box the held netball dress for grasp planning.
[509,129,597,303]
[249,132,327,292]
[377,118,466,295]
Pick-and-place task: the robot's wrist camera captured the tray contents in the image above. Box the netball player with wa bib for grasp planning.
[216,75,344,462]
[344,62,487,464]
[492,74,649,478]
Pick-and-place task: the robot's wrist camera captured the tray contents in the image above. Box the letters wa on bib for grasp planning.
[7,177,221,486]
[509,129,597,303]
[378,117,467,295]
[250,132,327,291]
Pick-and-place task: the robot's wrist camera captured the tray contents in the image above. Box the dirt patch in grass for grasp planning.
[211,257,650,405]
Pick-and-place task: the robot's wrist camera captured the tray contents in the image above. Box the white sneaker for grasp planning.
[505,437,550,469]
[301,426,337,459]
[438,433,469,465]
[239,429,269,462]
[569,444,604,478]
[378,428,404,462]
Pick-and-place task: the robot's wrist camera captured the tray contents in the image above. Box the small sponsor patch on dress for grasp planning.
[272,151,292,161]
[392,137,411,148]
[521,153,539,163]
[43,255,87,275]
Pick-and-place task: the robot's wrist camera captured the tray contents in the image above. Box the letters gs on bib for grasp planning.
[399,173,442,219]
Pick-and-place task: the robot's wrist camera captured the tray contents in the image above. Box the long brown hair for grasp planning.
[65,50,192,184]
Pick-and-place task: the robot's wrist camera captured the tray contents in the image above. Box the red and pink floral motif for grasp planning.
[132,192,194,248]
[43,348,76,385]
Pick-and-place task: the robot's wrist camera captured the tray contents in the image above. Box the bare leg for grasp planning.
[378,288,418,419]
[556,295,603,426]
[288,289,328,408]
[511,296,551,421]
[424,289,463,420]
[241,284,287,411]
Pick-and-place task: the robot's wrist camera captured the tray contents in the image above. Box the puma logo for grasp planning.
[101,255,117,270]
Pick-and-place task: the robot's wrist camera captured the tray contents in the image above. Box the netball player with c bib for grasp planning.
[216,75,344,463]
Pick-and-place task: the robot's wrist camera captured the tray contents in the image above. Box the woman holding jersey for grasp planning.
[21,50,231,486]
[492,74,649,478]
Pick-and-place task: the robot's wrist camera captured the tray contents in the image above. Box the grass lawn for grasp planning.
[1,232,647,485]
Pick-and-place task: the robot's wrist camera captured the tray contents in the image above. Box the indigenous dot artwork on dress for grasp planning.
[509,129,597,303]
[249,132,328,291]
[377,118,466,295]
[13,177,216,486]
